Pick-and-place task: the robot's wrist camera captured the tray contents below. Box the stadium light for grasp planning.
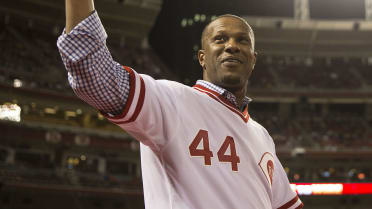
[194,14,200,22]
[181,19,187,27]
[0,103,21,122]
[13,79,23,88]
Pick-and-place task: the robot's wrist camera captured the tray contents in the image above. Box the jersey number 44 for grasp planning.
[189,129,240,172]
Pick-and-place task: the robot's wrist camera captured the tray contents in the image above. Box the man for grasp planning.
[58,0,303,208]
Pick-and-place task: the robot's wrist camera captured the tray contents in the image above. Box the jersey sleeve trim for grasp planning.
[118,76,145,124]
[276,195,303,209]
[295,203,304,209]
[103,66,146,124]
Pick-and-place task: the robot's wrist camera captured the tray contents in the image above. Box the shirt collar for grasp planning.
[196,80,252,111]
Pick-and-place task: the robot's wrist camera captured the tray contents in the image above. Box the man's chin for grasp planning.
[222,74,241,84]
[220,76,243,89]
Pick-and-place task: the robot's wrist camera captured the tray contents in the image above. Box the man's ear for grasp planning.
[198,49,206,70]
[252,51,258,70]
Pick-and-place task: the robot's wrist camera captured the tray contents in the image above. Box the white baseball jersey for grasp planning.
[104,67,303,209]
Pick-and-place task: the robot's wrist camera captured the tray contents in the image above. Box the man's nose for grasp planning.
[225,39,240,54]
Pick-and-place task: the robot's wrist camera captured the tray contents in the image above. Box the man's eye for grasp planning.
[215,36,226,42]
[239,38,250,44]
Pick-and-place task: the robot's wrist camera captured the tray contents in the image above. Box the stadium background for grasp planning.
[1,0,372,208]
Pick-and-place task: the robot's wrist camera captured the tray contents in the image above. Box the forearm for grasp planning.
[65,0,95,33]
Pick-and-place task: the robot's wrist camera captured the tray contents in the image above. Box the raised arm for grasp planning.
[57,0,130,116]
[65,0,95,33]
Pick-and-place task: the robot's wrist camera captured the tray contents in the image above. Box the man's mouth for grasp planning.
[221,57,242,64]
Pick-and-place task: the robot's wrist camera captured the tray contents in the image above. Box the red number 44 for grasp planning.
[189,129,240,171]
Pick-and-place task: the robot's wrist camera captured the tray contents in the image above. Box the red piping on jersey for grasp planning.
[194,84,238,108]
[277,195,302,209]
[117,76,146,124]
[258,152,275,186]
[102,66,146,124]
[295,203,304,209]
[193,84,249,123]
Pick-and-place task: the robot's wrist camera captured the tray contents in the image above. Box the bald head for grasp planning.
[201,14,255,50]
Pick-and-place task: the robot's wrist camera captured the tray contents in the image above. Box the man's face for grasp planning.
[198,17,257,90]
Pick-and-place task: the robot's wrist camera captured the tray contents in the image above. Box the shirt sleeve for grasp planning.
[57,11,130,115]
[272,154,304,209]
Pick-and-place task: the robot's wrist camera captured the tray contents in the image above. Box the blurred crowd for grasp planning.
[253,111,372,150]
[0,23,178,94]
[0,121,141,190]
[2,22,372,93]
[250,56,372,90]
[0,24,71,92]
